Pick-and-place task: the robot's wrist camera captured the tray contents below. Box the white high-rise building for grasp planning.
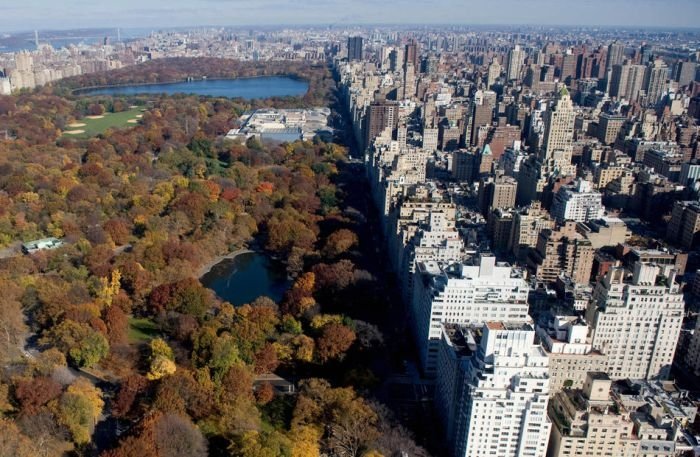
[643,59,668,106]
[550,179,605,223]
[412,253,530,375]
[506,45,525,81]
[586,263,683,380]
[436,322,551,457]
[541,87,576,160]
[486,57,501,88]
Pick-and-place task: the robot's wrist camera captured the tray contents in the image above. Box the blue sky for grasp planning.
[2,0,699,31]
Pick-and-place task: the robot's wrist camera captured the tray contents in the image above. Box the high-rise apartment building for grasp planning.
[586,263,683,380]
[643,59,668,106]
[541,87,576,159]
[527,221,595,285]
[597,113,627,145]
[675,61,697,87]
[666,200,700,249]
[606,40,625,70]
[363,100,398,151]
[509,202,555,260]
[506,45,525,81]
[609,64,646,102]
[404,40,420,70]
[478,175,517,216]
[436,322,551,457]
[486,57,501,88]
[347,36,363,62]
[412,254,530,375]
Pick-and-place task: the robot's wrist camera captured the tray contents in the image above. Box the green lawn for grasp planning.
[128,316,160,343]
[62,107,145,139]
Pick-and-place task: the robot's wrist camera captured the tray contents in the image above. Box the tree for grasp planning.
[112,375,148,418]
[315,323,355,363]
[289,425,322,457]
[0,419,40,457]
[147,338,177,380]
[55,378,104,445]
[293,379,379,457]
[230,430,291,457]
[322,229,359,258]
[103,218,132,246]
[253,343,280,374]
[255,382,275,405]
[43,320,109,368]
[154,414,208,457]
[13,377,63,414]
[103,305,129,346]
[0,279,28,362]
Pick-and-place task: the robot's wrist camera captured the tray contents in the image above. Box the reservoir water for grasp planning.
[78,76,309,99]
[200,251,292,306]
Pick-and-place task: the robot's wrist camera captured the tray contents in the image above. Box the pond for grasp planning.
[77,76,309,99]
[200,251,292,306]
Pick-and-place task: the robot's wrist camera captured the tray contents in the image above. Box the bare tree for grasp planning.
[154,413,208,457]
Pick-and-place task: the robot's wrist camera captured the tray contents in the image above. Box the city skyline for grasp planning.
[3,0,700,31]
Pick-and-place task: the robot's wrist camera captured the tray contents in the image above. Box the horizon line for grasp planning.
[3,22,700,35]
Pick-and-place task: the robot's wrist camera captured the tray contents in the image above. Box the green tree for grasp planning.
[43,320,109,368]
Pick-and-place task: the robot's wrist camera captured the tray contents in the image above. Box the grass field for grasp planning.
[62,107,145,139]
[128,316,160,343]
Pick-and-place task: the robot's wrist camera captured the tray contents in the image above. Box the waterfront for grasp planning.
[199,251,292,306]
[77,76,309,99]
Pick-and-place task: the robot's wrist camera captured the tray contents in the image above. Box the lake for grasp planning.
[78,76,309,99]
[200,251,291,306]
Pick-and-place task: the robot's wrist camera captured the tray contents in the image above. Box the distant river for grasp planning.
[77,76,309,99]
[200,251,292,306]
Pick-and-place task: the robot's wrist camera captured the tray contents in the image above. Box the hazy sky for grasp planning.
[3,0,700,31]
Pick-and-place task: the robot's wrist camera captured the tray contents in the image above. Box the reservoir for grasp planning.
[78,76,309,99]
[200,251,292,306]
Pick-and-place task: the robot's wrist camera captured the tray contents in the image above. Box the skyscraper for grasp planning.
[643,59,668,106]
[639,43,654,64]
[506,45,524,81]
[675,61,698,87]
[486,57,501,88]
[347,36,363,62]
[609,63,645,102]
[404,39,419,70]
[541,87,575,159]
[363,100,398,151]
[606,40,625,70]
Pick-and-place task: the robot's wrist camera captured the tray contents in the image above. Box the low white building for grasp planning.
[550,179,605,223]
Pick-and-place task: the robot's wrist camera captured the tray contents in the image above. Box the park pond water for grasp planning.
[199,251,292,306]
[77,76,309,99]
